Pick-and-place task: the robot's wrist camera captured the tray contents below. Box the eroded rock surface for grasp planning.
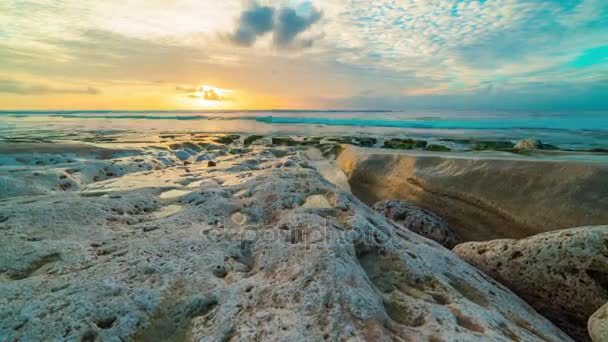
[337,145,608,241]
[0,140,572,341]
[589,302,608,342]
[453,226,608,341]
[373,199,460,248]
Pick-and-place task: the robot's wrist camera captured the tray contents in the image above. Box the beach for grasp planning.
[0,123,607,341]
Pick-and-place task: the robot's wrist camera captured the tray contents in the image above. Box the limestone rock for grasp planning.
[589,302,608,342]
[337,145,608,241]
[373,199,460,248]
[0,142,572,341]
[514,139,542,150]
[453,226,608,341]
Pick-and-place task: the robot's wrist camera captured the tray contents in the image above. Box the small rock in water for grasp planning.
[244,135,264,145]
[208,160,217,167]
[514,138,542,150]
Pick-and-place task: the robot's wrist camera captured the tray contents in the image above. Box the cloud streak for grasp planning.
[177,85,232,101]
[0,79,99,95]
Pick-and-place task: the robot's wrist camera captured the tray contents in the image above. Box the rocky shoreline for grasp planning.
[0,133,607,341]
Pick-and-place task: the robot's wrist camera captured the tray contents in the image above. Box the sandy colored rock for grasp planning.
[373,199,460,248]
[589,302,608,342]
[0,140,572,341]
[514,138,542,150]
[337,146,608,240]
[453,226,608,341]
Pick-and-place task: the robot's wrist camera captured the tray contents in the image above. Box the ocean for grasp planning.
[1,110,607,150]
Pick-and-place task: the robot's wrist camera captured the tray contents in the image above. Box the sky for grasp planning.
[0,0,607,110]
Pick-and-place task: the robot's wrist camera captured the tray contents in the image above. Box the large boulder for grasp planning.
[589,302,608,342]
[453,226,608,341]
[373,199,460,248]
[0,143,572,341]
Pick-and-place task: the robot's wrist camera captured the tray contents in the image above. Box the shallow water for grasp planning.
[1,110,607,150]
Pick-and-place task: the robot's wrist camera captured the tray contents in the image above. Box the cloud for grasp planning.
[1,0,607,110]
[228,1,322,48]
[0,79,99,95]
[273,5,322,47]
[231,4,274,46]
[176,85,198,93]
[179,85,231,101]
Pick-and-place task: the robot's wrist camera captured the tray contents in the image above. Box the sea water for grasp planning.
[1,110,607,150]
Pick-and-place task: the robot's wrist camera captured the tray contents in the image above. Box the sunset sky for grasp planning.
[1,0,607,110]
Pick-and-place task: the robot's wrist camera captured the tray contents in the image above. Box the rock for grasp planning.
[472,141,514,151]
[426,144,451,151]
[214,135,240,145]
[228,148,250,155]
[207,160,217,167]
[272,137,298,146]
[195,153,214,162]
[373,200,459,248]
[205,143,225,151]
[514,139,542,150]
[174,150,191,161]
[244,135,264,146]
[337,145,608,241]
[230,212,248,226]
[302,194,332,209]
[328,136,377,147]
[382,138,427,150]
[589,302,608,342]
[0,142,572,341]
[317,144,343,158]
[280,160,297,168]
[453,226,608,341]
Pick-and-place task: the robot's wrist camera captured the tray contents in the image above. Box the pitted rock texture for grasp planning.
[453,226,608,341]
[0,140,572,341]
[373,199,460,248]
[589,302,608,342]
